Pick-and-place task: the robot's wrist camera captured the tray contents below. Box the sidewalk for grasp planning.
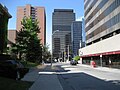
[22,63,120,90]
[22,65,46,82]
[22,64,63,90]
[78,63,120,74]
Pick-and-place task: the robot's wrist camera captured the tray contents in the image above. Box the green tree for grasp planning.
[73,55,80,61]
[10,17,42,63]
[42,44,51,62]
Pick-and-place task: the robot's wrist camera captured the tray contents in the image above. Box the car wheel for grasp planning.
[16,71,20,80]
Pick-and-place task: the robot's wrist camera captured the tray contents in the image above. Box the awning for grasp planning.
[81,50,120,57]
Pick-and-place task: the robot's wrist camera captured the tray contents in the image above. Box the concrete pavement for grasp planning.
[22,62,120,90]
[29,73,63,90]
[77,63,120,74]
[22,65,46,82]
[22,64,63,90]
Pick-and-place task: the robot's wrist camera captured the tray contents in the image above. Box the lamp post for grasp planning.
[67,45,69,62]
[67,44,72,62]
[51,30,59,66]
[100,55,102,67]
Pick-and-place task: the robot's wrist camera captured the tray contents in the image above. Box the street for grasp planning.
[22,62,120,90]
[56,63,120,90]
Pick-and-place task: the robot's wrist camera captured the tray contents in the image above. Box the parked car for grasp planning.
[0,60,29,80]
[70,60,77,65]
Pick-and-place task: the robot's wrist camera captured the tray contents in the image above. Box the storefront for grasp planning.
[79,34,120,69]
[81,51,120,68]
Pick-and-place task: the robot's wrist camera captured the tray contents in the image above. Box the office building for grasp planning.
[8,30,17,44]
[71,21,82,56]
[52,9,75,58]
[0,4,12,53]
[7,30,17,50]
[16,4,46,45]
[82,18,86,45]
[80,0,120,67]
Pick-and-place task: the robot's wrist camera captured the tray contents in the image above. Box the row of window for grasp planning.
[84,0,91,10]
[86,0,120,32]
[85,0,108,25]
[86,12,120,44]
[23,7,37,16]
[53,25,71,31]
[85,0,97,16]
[53,38,60,53]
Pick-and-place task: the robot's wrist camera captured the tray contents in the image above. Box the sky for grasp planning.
[0,0,84,51]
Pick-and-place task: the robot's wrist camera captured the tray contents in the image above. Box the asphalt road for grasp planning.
[54,62,120,90]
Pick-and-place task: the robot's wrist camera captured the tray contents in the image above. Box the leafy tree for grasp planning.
[26,34,42,63]
[73,55,80,61]
[10,17,42,63]
[42,44,51,62]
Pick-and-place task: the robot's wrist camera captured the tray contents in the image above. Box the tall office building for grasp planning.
[52,9,75,58]
[82,18,86,44]
[16,4,46,45]
[80,0,120,67]
[71,21,82,56]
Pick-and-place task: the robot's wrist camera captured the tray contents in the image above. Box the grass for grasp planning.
[0,77,33,90]
[21,61,39,68]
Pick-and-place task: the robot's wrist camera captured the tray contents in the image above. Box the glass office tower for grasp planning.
[52,9,75,59]
[71,21,82,56]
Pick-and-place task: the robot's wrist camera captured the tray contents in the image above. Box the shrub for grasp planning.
[73,55,80,61]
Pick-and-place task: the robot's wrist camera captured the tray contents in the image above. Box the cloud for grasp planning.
[76,16,84,21]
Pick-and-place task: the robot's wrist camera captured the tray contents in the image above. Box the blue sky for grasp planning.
[1,0,84,51]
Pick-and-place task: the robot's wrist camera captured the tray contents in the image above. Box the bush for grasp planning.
[0,54,12,60]
[73,55,80,61]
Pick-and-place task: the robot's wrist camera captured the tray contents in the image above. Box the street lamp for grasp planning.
[100,55,102,67]
[67,44,72,62]
[51,30,59,66]
[67,45,70,62]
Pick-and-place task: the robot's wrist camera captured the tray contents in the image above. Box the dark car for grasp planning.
[0,60,29,80]
[70,60,77,65]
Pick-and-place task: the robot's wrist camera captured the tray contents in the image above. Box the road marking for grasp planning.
[38,72,56,74]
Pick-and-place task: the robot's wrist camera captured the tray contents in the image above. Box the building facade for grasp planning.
[16,4,46,45]
[8,30,17,44]
[82,18,86,46]
[80,0,120,68]
[7,30,17,51]
[0,4,12,53]
[71,21,82,56]
[52,9,75,59]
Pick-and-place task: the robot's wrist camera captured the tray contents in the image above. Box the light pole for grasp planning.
[67,45,69,62]
[67,44,72,62]
[51,30,59,66]
[100,55,102,67]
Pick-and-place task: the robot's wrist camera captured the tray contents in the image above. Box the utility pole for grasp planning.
[100,55,102,67]
[64,48,66,62]
[68,45,69,62]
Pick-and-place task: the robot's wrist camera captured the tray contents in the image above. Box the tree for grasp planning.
[10,17,42,63]
[42,44,51,62]
[73,55,80,61]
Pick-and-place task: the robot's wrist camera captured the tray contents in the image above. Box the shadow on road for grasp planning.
[26,64,120,90]
[38,64,71,73]
[57,72,120,90]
